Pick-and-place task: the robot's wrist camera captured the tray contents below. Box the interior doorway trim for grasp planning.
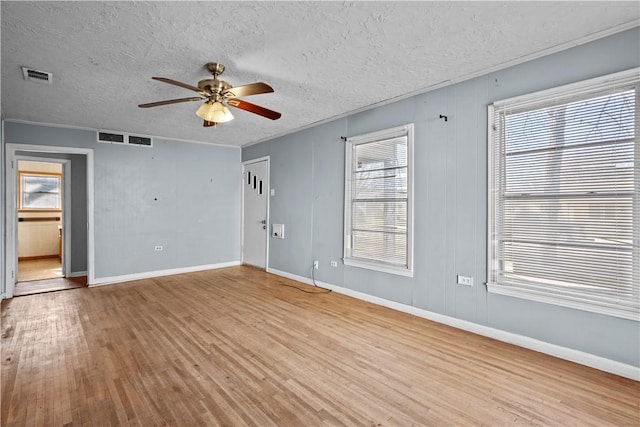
[241,156,270,270]
[15,155,72,278]
[5,144,95,298]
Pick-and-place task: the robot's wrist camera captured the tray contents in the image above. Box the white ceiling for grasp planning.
[2,1,638,148]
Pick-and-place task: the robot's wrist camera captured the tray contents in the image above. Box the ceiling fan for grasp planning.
[138,62,281,127]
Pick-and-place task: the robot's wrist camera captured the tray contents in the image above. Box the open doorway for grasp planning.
[13,158,86,296]
[5,144,94,299]
[16,160,65,282]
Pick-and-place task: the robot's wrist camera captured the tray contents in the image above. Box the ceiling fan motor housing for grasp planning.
[198,78,231,96]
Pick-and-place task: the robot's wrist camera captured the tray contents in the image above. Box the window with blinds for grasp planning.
[488,68,639,320]
[344,124,414,276]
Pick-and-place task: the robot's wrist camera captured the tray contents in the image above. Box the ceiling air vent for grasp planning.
[97,130,126,144]
[128,134,153,147]
[21,66,53,84]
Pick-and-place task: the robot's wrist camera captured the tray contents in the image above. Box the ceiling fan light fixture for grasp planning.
[221,105,234,122]
[196,101,234,123]
[140,63,280,125]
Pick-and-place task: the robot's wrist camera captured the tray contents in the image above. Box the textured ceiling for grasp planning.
[2,1,638,147]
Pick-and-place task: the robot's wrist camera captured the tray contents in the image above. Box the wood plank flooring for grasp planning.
[17,258,63,282]
[13,276,87,297]
[1,266,638,426]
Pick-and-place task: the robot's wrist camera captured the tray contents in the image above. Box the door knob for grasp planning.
[260,220,267,224]
[262,225,266,229]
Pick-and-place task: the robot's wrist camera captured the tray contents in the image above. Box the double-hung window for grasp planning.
[488,69,639,320]
[19,172,62,211]
[344,124,414,276]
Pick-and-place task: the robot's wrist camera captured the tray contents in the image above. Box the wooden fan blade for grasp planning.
[138,97,204,108]
[227,98,281,120]
[152,77,208,95]
[222,82,274,98]
[203,120,217,127]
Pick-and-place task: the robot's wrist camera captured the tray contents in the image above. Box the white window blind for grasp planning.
[344,124,414,276]
[488,68,639,321]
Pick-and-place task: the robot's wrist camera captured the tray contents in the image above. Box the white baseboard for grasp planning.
[67,271,87,278]
[267,267,639,381]
[90,261,241,287]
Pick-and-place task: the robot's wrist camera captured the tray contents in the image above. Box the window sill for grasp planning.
[344,258,413,278]
[487,282,640,322]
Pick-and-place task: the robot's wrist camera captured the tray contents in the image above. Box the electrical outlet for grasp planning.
[155,245,163,251]
[330,260,338,267]
[457,275,473,286]
[313,260,319,270]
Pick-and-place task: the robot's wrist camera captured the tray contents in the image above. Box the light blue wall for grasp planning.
[243,27,640,367]
[4,122,241,280]
[69,154,88,272]
[1,121,4,296]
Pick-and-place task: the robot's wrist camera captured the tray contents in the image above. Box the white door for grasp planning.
[242,159,268,269]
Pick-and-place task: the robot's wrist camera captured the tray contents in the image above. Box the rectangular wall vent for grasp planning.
[97,131,125,144]
[128,135,153,147]
[21,66,53,84]
[97,130,153,147]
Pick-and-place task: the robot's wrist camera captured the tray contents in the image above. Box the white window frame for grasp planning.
[343,123,414,277]
[19,171,62,211]
[487,68,639,321]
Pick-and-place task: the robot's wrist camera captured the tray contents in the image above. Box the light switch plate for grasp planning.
[272,223,284,239]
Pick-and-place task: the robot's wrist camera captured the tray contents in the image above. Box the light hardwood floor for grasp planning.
[13,275,87,297]
[17,258,63,282]
[1,266,638,426]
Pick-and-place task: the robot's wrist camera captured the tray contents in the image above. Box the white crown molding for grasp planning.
[3,119,240,150]
[243,21,640,148]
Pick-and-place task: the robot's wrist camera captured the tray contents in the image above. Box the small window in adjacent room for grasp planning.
[19,172,62,211]
[487,68,639,320]
[344,123,414,277]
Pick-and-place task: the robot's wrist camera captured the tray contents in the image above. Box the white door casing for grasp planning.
[15,156,71,278]
[242,158,269,269]
[4,143,95,298]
